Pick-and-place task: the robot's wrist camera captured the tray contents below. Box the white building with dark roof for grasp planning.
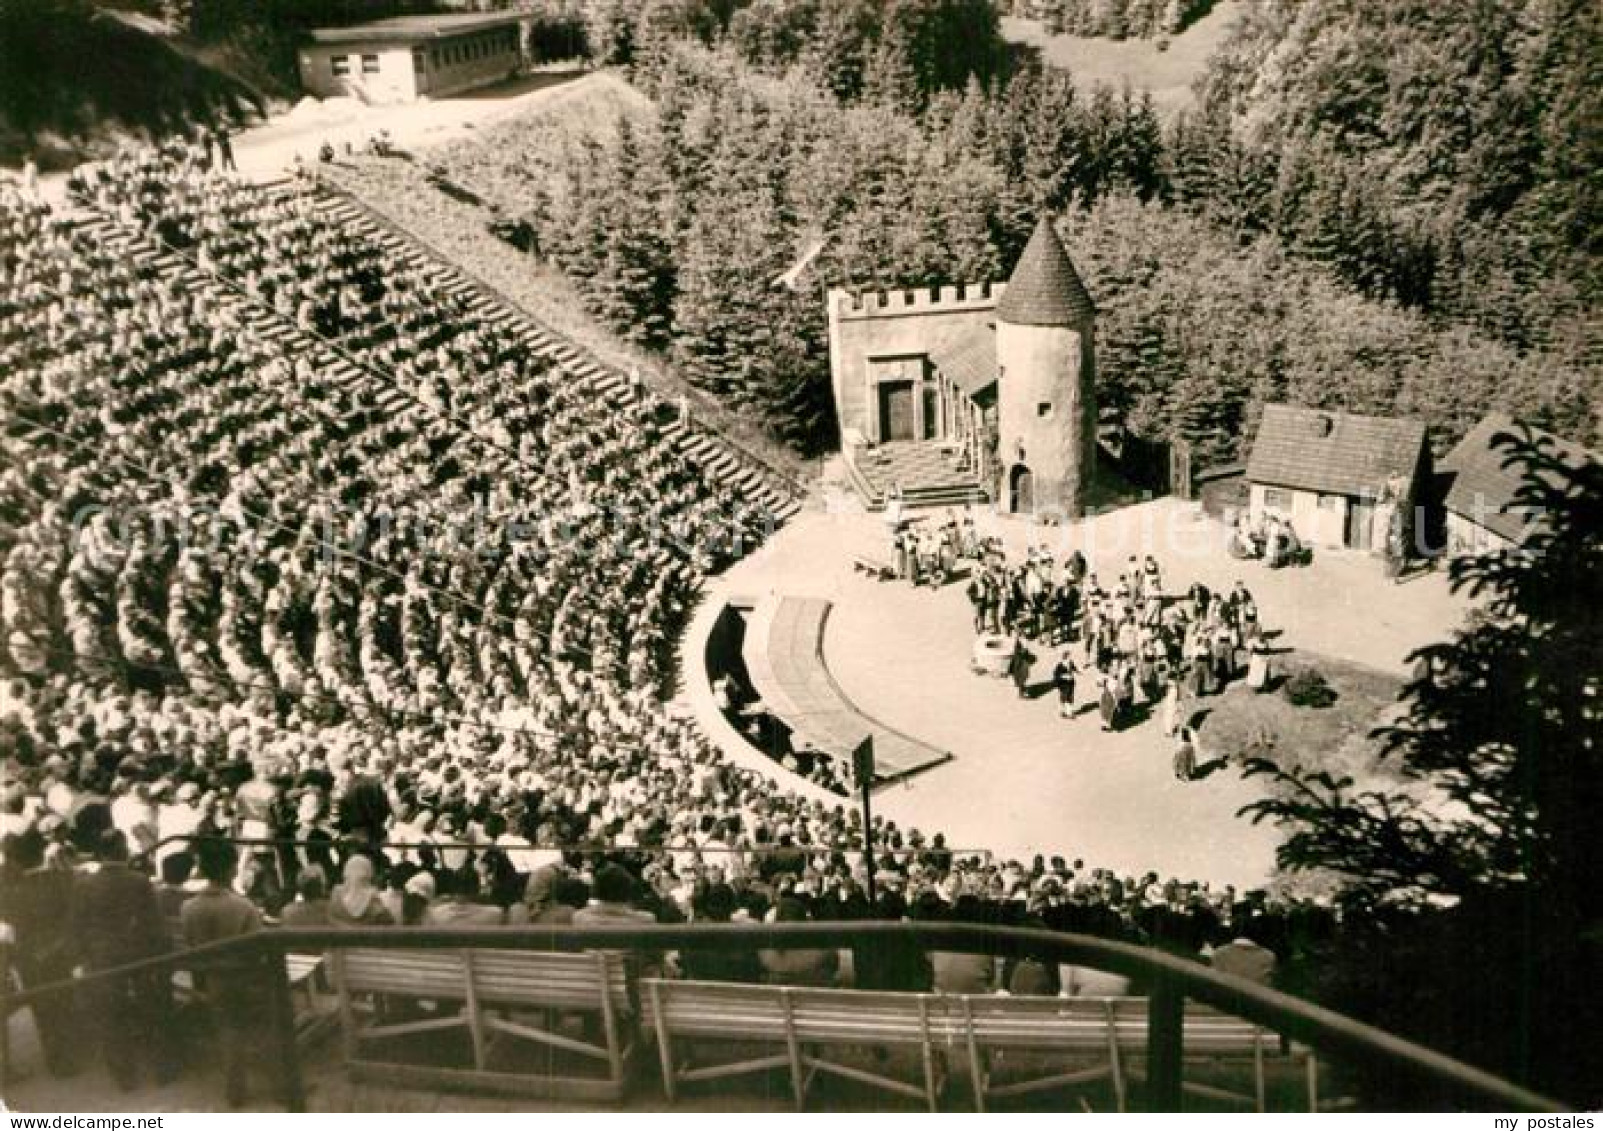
[1437,413,1598,554]
[297,12,526,104]
[1244,404,1430,554]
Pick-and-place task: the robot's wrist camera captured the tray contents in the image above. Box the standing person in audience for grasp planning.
[154,851,197,946]
[1172,726,1198,782]
[0,830,82,1078]
[1208,927,1277,986]
[213,126,236,173]
[1098,670,1120,732]
[182,837,264,1107]
[72,830,176,1090]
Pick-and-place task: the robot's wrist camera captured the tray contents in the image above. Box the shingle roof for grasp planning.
[1439,413,1598,544]
[996,216,1096,327]
[1246,404,1428,498]
[929,324,997,398]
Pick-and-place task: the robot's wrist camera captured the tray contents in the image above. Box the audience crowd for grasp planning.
[0,144,1325,1093]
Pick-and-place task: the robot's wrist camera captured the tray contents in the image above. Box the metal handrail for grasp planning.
[0,922,1566,1112]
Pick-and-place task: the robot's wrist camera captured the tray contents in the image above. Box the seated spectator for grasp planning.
[279,868,330,929]
[573,863,656,928]
[532,875,590,926]
[680,882,761,984]
[1003,952,1062,997]
[428,866,504,926]
[400,871,436,926]
[758,898,837,988]
[930,894,996,994]
[328,855,393,927]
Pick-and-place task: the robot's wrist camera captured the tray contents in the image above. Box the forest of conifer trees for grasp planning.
[432,0,1597,469]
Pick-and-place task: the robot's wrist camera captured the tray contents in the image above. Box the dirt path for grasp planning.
[32,67,605,205]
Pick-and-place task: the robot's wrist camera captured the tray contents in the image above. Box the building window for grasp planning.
[361,54,380,74]
[331,54,350,76]
[1262,487,1294,512]
[1036,402,1053,419]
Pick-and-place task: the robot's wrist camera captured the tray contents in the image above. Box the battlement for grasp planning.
[830,281,1004,320]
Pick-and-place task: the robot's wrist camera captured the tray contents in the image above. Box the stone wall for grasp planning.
[827,284,1002,443]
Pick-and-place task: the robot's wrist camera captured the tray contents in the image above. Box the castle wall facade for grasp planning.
[827,284,1002,444]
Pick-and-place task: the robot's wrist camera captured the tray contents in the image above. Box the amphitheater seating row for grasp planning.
[327,949,1316,1111]
[306,184,803,526]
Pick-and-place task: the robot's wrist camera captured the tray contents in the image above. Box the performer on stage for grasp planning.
[1052,654,1079,718]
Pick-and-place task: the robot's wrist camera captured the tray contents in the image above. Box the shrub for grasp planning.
[1283,666,1337,709]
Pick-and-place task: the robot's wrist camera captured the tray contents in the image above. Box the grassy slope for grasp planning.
[1197,651,1408,898]
[1000,1,1245,115]
[0,0,265,169]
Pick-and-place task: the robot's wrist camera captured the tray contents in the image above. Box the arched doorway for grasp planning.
[1010,463,1033,514]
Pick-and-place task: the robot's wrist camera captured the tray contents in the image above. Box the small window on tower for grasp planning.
[1037,402,1053,419]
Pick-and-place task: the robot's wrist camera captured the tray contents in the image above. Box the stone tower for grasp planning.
[994,215,1097,517]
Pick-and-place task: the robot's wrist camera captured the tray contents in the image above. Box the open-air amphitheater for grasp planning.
[0,126,1561,1114]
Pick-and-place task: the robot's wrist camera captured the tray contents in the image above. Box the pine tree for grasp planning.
[861,18,921,111]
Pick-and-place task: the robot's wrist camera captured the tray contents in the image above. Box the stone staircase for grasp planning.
[846,441,988,511]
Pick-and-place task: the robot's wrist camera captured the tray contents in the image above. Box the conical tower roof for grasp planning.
[996,216,1096,326]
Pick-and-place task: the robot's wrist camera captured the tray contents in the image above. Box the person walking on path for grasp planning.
[1008,635,1033,698]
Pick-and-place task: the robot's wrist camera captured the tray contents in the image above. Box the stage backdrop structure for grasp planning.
[827,217,1098,517]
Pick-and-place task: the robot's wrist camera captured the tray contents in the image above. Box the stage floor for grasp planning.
[697,497,1466,890]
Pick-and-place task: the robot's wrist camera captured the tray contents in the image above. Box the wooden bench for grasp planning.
[332,947,636,1101]
[643,981,1317,1112]
[642,979,950,1110]
[957,994,1136,1111]
[956,995,1316,1112]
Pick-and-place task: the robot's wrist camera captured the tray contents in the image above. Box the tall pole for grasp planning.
[853,737,877,909]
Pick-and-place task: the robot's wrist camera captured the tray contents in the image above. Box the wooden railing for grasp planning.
[0,922,1567,1113]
